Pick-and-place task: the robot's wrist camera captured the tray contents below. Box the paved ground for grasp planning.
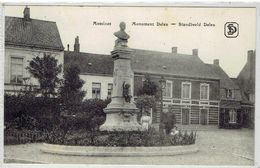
[4,126,254,165]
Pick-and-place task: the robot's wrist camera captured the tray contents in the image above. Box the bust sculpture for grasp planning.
[114,22,130,48]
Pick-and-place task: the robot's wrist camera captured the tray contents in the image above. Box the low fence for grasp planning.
[4,129,47,145]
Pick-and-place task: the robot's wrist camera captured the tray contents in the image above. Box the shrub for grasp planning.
[46,128,196,147]
[4,94,61,131]
[70,99,110,131]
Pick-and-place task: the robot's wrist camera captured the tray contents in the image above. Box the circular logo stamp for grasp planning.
[224,22,239,38]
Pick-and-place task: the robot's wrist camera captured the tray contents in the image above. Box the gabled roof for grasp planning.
[5,16,64,51]
[64,49,221,80]
[205,64,240,89]
[132,49,219,80]
[64,51,114,76]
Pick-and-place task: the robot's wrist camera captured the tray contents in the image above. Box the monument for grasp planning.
[99,22,142,131]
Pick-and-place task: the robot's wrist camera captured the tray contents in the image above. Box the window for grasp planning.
[182,82,191,99]
[92,83,101,99]
[200,83,209,100]
[163,80,172,98]
[10,57,23,84]
[107,83,113,99]
[229,109,237,123]
[249,93,254,102]
[226,89,235,99]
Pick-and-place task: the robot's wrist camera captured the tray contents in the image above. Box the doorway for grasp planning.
[200,109,208,125]
[182,108,190,125]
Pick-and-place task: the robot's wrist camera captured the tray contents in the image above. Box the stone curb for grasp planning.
[232,153,254,161]
[40,143,199,157]
[4,157,47,164]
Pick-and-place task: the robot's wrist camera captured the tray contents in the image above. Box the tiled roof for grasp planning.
[65,49,221,80]
[5,16,64,51]
[132,49,219,80]
[65,49,240,90]
[64,51,114,76]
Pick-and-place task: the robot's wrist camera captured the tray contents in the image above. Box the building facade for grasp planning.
[64,38,243,126]
[236,50,255,128]
[4,7,250,127]
[4,7,64,94]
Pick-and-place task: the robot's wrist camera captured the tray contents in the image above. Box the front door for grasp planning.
[182,108,189,125]
[200,109,208,125]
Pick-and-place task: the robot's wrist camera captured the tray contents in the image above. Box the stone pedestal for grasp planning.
[99,47,142,131]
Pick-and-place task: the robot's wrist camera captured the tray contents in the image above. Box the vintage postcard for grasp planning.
[0,3,258,168]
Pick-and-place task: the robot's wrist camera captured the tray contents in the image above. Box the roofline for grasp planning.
[64,50,110,57]
[5,16,57,24]
[134,70,220,81]
[5,42,64,51]
[132,48,197,57]
[79,72,113,77]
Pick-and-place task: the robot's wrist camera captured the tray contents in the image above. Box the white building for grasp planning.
[4,7,64,94]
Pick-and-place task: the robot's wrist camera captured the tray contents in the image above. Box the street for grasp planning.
[4,127,254,165]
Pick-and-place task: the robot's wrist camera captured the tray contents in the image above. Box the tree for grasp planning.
[58,64,86,113]
[26,53,62,98]
[138,74,158,96]
[136,74,158,120]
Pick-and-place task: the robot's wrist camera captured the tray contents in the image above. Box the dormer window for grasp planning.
[226,89,235,99]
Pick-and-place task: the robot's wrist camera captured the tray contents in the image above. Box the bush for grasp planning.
[4,94,61,131]
[46,128,196,147]
[66,99,110,131]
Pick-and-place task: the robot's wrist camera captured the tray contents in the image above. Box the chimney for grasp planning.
[67,44,70,51]
[74,36,80,52]
[192,49,198,56]
[247,50,255,81]
[213,59,219,66]
[23,6,30,21]
[171,47,177,54]
[247,50,255,65]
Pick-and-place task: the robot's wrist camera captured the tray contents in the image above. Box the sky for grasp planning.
[4,5,256,77]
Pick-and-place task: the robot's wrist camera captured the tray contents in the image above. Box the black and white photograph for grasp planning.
[1,4,258,167]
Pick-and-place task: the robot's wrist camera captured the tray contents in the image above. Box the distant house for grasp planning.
[4,7,64,94]
[64,37,113,100]
[206,61,242,128]
[236,50,255,128]
[64,38,243,126]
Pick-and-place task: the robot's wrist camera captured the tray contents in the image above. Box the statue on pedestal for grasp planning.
[99,21,142,131]
[114,22,130,48]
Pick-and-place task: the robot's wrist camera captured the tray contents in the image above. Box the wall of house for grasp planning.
[133,74,220,125]
[134,74,220,100]
[219,88,242,101]
[80,74,113,100]
[4,46,64,93]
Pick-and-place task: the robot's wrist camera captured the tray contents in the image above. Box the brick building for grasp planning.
[236,50,255,128]
[4,7,251,127]
[64,38,243,126]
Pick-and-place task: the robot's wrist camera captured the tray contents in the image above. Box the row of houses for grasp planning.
[4,7,255,128]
